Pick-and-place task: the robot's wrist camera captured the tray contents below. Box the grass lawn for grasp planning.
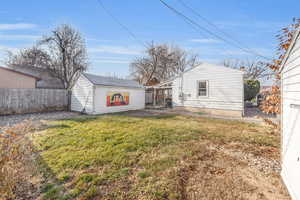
[33,112,287,200]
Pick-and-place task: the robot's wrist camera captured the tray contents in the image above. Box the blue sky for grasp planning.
[0,0,299,79]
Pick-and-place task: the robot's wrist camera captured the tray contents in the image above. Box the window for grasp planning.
[198,81,208,97]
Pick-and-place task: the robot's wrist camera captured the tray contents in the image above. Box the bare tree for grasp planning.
[223,59,272,80]
[6,25,88,90]
[39,24,88,90]
[5,46,52,70]
[130,43,199,85]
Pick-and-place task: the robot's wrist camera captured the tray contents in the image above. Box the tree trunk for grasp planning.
[67,90,72,111]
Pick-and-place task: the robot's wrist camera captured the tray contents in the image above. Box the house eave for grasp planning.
[279,28,300,73]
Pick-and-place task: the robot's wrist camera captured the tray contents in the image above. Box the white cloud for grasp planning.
[88,45,142,55]
[189,38,221,44]
[0,45,19,53]
[0,34,40,41]
[94,59,130,64]
[0,23,37,30]
[92,56,131,64]
[220,50,250,56]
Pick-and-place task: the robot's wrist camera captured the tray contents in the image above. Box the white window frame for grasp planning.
[197,80,209,97]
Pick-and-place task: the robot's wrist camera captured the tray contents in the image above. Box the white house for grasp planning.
[71,73,145,114]
[152,63,244,117]
[280,28,300,200]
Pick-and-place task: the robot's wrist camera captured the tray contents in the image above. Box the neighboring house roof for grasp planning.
[0,66,41,80]
[83,73,144,88]
[10,66,64,89]
[280,28,300,72]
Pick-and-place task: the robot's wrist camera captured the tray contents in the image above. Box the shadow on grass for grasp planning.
[49,111,179,124]
[35,152,72,200]
[1,126,73,200]
[109,110,179,120]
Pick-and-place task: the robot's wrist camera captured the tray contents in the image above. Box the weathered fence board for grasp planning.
[0,88,68,115]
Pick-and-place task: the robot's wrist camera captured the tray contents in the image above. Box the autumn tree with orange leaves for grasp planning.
[260,18,300,115]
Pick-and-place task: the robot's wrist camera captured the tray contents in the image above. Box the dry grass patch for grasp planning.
[0,121,41,200]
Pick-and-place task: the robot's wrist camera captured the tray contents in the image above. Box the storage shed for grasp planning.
[148,63,244,117]
[71,73,145,114]
[280,28,300,200]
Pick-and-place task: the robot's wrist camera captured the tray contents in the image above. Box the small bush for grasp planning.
[244,80,260,101]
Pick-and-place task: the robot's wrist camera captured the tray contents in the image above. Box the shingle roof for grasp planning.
[83,73,144,88]
[0,66,41,80]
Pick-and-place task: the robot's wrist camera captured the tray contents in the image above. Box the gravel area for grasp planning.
[208,144,281,174]
[0,111,80,128]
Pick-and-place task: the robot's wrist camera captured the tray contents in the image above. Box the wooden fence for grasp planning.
[0,88,68,115]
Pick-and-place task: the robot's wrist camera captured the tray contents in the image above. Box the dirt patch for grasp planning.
[178,143,289,200]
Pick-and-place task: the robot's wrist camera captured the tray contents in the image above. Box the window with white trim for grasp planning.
[198,81,208,97]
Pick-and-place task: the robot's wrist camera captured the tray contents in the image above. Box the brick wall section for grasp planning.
[0,89,68,115]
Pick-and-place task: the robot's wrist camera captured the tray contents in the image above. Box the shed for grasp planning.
[71,73,145,114]
[147,63,244,117]
[280,28,300,200]
[0,66,40,88]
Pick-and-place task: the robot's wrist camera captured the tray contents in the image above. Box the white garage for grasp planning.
[280,29,300,200]
[71,73,145,114]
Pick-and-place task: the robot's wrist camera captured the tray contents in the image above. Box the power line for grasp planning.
[96,0,147,48]
[177,0,254,51]
[158,0,272,60]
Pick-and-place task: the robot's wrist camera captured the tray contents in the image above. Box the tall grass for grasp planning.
[0,121,37,200]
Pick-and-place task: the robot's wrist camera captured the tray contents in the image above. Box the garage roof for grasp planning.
[83,73,144,88]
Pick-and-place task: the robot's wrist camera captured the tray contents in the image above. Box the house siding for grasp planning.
[93,86,145,114]
[281,31,300,200]
[11,66,64,89]
[172,63,244,114]
[71,75,94,113]
[0,68,36,89]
